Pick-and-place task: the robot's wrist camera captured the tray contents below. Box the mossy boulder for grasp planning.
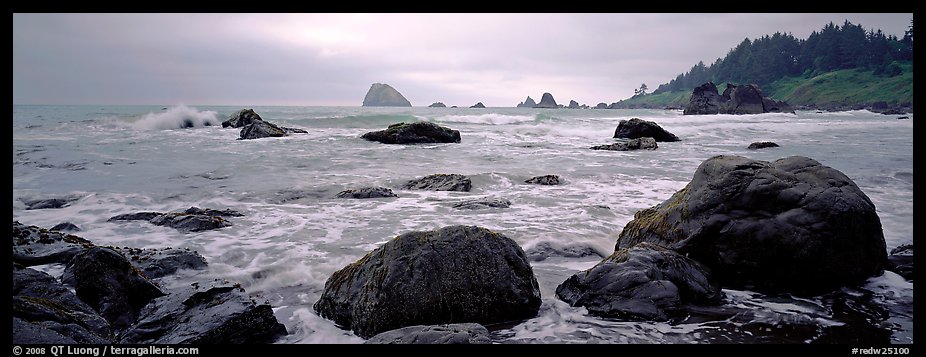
[313,225,541,338]
[615,155,887,294]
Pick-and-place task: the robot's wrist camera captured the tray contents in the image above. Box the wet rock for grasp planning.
[402,173,472,192]
[615,155,887,294]
[590,137,658,151]
[747,141,780,150]
[120,282,287,344]
[314,225,541,338]
[112,247,208,279]
[239,120,287,140]
[365,323,491,344]
[887,244,913,280]
[361,122,461,144]
[23,196,81,210]
[362,83,412,107]
[12,221,95,266]
[451,198,511,210]
[61,247,166,329]
[222,109,263,128]
[525,241,605,262]
[12,317,77,344]
[149,213,231,233]
[183,206,244,217]
[613,118,680,142]
[50,222,81,232]
[556,243,721,321]
[525,175,561,185]
[13,264,113,342]
[108,212,162,222]
[335,187,399,199]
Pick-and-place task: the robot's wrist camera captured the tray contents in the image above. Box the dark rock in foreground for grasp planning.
[362,83,412,107]
[517,96,537,108]
[239,120,287,140]
[365,323,491,344]
[313,225,541,338]
[13,221,95,266]
[50,222,81,232]
[23,196,81,210]
[120,282,287,344]
[887,244,913,281]
[62,247,166,329]
[590,137,658,151]
[470,102,486,108]
[613,118,680,142]
[747,141,780,150]
[556,243,722,320]
[534,92,558,108]
[13,317,80,344]
[684,82,793,115]
[615,155,887,294]
[14,264,113,343]
[112,247,208,279]
[525,174,561,185]
[336,187,399,199]
[402,173,472,192]
[525,241,605,262]
[429,102,447,108]
[222,109,263,128]
[361,122,461,144]
[452,198,511,210]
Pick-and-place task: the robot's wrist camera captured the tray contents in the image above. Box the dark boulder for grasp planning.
[615,155,887,294]
[762,97,793,113]
[23,196,81,210]
[313,225,542,338]
[13,265,113,342]
[222,109,263,128]
[684,82,793,115]
[470,102,486,108]
[362,122,461,144]
[568,100,580,109]
[13,221,95,266]
[534,93,558,108]
[13,317,78,344]
[590,137,658,151]
[365,323,491,344]
[281,126,308,134]
[595,103,609,109]
[683,82,726,115]
[109,208,236,233]
[336,187,399,199]
[525,174,561,185]
[556,243,722,320]
[109,212,162,222]
[517,96,537,108]
[239,120,287,140]
[887,244,913,281]
[61,247,165,329]
[120,281,287,344]
[723,83,764,114]
[613,118,680,142]
[525,241,605,262]
[429,102,447,108]
[112,247,208,279]
[402,173,472,192]
[362,83,412,107]
[451,198,511,210]
[50,222,81,232]
[747,141,780,150]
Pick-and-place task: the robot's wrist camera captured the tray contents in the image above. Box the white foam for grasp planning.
[432,114,535,125]
[132,105,220,130]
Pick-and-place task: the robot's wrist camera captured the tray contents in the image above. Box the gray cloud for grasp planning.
[14,13,912,106]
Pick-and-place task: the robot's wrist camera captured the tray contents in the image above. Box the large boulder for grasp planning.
[365,323,491,344]
[556,243,722,320]
[613,118,680,142]
[239,120,287,140]
[517,96,537,108]
[615,155,887,294]
[222,109,263,128]
[335,187,399,199]
[534,93,558,108]
[313,225,542,338]
[722,83,765,114]
[683,82,726,115]
[13,264,113,343]
[684,82,793,115]
[13,221,95,266]
[362,83,412,107]
[402,173,472,192]
[120,282,287,344]
[361,122,461,144]
[590,137,658,151]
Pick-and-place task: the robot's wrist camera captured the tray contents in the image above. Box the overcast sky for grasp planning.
[13,13,912,107]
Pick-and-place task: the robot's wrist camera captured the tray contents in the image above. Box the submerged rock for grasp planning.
[239,120,287,140]
[50,222,81,232]
[590,137,658,151]
[517,96,537,108]
[61,247,166,329]
[109,212,162,222]
[183,206,244,217]
[556,243,722,320]
[615,155,887,294]
[534,93,558,108]
[747,141,780,150]
[451,198,511,210]
[361,122,461,144]
[887,244,913,280]
[23,196,81,210]
[313,225,541,338]
[613,118,680,142]
[402,173,472,192]
[222,109,263,128]
[336,187,399,199]
[120,282,287,344]
[365,323,491,344]
[362,83,412,107]
[13,221,95,266]
[525,174,561,185]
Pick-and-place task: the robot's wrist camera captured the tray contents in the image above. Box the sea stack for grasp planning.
[534,93,558,108]
[362,83,412,107]
[517,97,537,108]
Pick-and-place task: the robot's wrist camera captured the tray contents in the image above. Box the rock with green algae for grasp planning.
[313,225,541,339]
[614,155,887,295]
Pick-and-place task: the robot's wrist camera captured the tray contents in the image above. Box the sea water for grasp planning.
[12,104,913,343]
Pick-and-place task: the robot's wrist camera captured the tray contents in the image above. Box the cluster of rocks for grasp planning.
[684,82,793,115]
[108,207,243,233]
[590,118,678,152]
[222,109,307,140]
[12,221,287,344]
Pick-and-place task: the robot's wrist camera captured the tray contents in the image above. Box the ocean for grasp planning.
[12,104,913,344]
